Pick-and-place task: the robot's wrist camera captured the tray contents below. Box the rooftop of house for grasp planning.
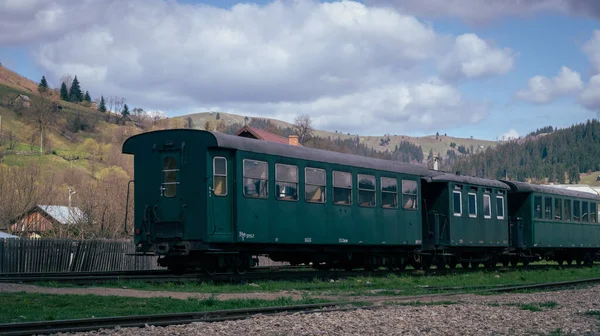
[235,125,302,146]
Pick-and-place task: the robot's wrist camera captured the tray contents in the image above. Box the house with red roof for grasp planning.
[235,125,302,146]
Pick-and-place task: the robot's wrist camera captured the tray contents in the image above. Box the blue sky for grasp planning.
[2,0,600,140]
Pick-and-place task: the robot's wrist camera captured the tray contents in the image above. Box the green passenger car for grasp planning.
[503,181,600,265]
[122,129,434,272]
[420,173,511,268]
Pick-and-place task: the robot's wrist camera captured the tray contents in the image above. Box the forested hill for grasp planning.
[451,119,600,184]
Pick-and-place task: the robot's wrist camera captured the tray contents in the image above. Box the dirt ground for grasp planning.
[0,282,455,303]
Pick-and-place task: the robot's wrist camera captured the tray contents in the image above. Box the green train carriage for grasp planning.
[502,181,600,265]
[122,129,434,273]
[419,173,511,269]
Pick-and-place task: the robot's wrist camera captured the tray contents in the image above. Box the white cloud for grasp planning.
[578,31,600,113]
[438,34,515,81]
[364,0,599,24]
[578,75,600,112]
[499,129,519,141]
[0,0,513,134]
[516,66,583,104]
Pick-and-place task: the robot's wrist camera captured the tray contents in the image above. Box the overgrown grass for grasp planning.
[33,265,600,297]
[0,292,332,324]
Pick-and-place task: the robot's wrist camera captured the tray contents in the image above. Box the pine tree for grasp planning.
[68,76,83,102]
[84,91,91,102]
[121,104,130,117]
[98,95,107,112]
[60,82,69,101]
[38,76,48,93]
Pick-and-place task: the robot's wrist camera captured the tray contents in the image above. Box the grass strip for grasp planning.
[33,265,600,297]
[0,292,331,324]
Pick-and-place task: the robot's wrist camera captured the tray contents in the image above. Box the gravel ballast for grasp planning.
[62,285,600,336]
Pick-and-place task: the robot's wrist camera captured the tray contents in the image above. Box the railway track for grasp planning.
[3,276,600,336]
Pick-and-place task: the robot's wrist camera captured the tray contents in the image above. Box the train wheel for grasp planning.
[435,258,445,270]
[470,262,479,269]
[501,260,509,267]
[447,260,457,269]
[461,262,469,269]
[168,266,186,275]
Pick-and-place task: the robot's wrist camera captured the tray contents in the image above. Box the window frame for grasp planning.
[591,202,598,223]
[380,177,398,209]
[483,194,491,219]
[332,170,353,206]
[496,195,505,220]
[162,156,179,198]
[453,190,462,217]
[212,156,227,196]
[304,167,326,204]
[275,163,298,202]
[357,174,376,208]
[468,192,477,218]
[544,196,553,220]
[554,198,562,221]
[401,179,418,211]
[574,200,581,222]
[242,159,269,199]
[564,199,571,221]
[534,195,543,219]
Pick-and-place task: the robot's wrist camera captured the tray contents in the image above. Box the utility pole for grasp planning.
[68,188,76,238]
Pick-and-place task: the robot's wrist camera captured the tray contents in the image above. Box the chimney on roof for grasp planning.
[288,134,299,146]
[433,152,440,171]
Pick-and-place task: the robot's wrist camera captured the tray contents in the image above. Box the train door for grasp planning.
[158,152,182,223]
[208,150,234,242]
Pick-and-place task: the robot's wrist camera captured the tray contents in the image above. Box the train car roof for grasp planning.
[501,180,600,201]
[423,172,510,189]
[210,131,434,176]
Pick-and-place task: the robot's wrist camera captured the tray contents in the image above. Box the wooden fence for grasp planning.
[0,238,161,273]
[0,238,288,273]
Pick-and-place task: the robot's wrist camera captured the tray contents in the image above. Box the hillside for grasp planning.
[451,120,600,184]
[177,111,497,160]
[0,66,171,237]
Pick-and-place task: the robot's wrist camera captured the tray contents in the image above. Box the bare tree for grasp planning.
[294,114,313,144]
[24,89,60,154]
[184,117,195,129]
[60,74,73,92]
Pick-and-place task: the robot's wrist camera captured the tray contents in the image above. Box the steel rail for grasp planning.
[0,302,345,336]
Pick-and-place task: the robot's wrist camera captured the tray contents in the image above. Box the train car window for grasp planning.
[213,157,227,196]
[243,159,268,198]
[275,164,298,201]
[305,167,326,203]
[496,195,504,220]
[468,193,477,218]
[483,194,491,219]
[591,203,598,223]
[453,191,462,216]
[162,156,178,198]
[544,197,552,220]
[358,174,376,207]
[564,199,571,221]
[402,180,418,210]
[333,171,352,205]
[534,196,542,219]
[582,201,589,223]
[381,177,398,208]
[573,200,581,222]
[554,198,562,220]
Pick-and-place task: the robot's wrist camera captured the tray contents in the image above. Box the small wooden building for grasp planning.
[14,94,31,108]
[10,205,85,238]
[235,125,302,146]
